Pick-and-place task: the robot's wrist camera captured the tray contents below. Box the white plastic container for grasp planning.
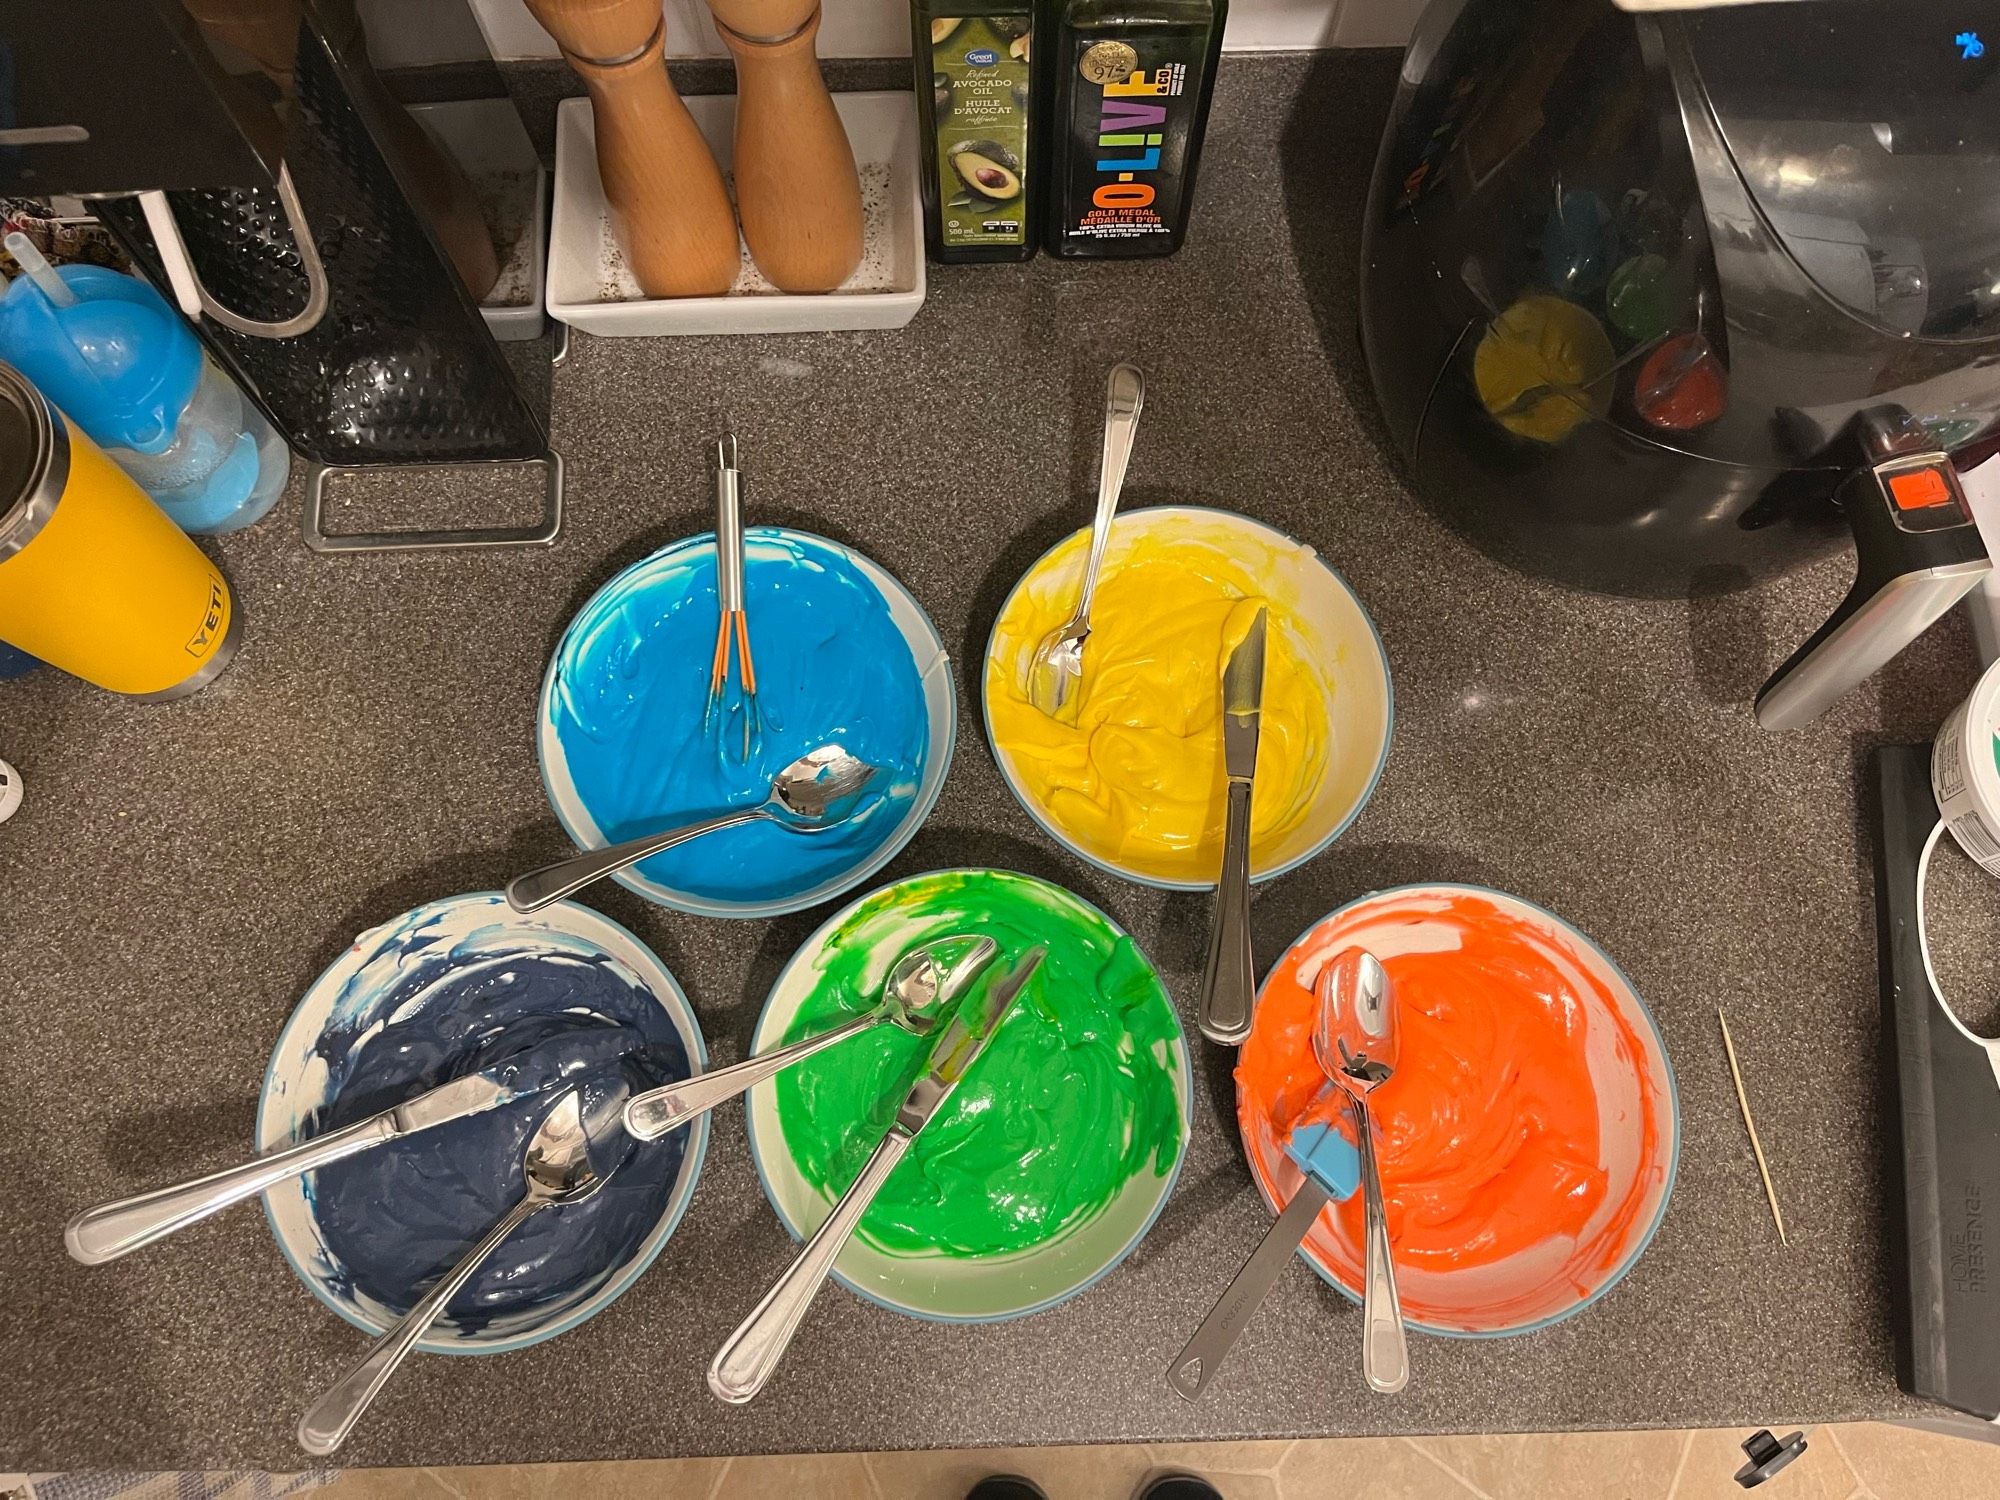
[548,91,925,337]
[1932,656,2000,875]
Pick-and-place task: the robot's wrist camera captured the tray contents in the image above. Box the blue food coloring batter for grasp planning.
[305,928,691,1332]
[547,530,929,905]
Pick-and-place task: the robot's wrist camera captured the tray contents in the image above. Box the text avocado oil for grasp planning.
[912,0,1044,262]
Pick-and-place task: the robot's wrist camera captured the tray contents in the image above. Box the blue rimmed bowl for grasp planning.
[257,892,709,1355]
[1240,883,1679,1337]
[537,528,955,919]
[744,868,1193,1323]
[981,505,1392,892]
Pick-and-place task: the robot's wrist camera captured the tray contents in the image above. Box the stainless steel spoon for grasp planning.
[1318,946,1408,1394]
[622,934,999,1139]
[506,744,879,912]
[1027,363,1145,723]
[296,1089,609,1456]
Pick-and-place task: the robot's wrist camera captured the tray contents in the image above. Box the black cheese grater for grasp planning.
[3,0,559,550]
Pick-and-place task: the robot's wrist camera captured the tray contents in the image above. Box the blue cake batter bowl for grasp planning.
[257,892,710,1355]
[536,528,956,919]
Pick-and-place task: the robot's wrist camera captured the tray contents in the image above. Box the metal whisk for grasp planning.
[705,434,763,761]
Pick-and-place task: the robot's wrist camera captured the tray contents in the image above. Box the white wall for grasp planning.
[461,0,1430,61]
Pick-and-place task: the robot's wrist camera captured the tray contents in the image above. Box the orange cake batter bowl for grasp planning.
[1237,884,1679,1336]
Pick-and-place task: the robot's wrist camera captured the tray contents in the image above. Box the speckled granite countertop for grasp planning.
[0,51,1976,1472]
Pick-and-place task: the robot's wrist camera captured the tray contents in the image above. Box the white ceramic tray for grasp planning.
[548,90,925,337]
[409,100,549,342]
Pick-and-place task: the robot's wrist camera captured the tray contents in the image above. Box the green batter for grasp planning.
[773,869,1187,1258]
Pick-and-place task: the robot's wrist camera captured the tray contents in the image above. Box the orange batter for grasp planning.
[1237,891,1665,1325]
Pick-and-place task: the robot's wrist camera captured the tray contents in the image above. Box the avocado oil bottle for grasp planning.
[912,0,1042,261]
[1044,0,1227,258]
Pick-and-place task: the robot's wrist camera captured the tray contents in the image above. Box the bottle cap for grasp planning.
[0,265,201,456]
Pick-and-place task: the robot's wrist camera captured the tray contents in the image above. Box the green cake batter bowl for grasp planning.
[744,868,1193,1322]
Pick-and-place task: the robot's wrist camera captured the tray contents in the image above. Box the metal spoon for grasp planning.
[296,1089,609,1455]
[507,744,879,912]
[1027,363,1145,723]
[1318,946,1408,1394]
[622,934,999,1139]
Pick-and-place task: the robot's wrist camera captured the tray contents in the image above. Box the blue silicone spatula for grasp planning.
[1167,1104,1361,1401]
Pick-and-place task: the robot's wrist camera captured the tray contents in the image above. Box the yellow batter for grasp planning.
[985,519,1333,884]
[1473,293,1614,444]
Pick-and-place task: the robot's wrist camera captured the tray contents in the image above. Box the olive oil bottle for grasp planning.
[912,0,1042,261]
[1044,0,1227,258]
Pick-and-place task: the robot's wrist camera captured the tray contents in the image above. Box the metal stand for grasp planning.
[302,453,564,553]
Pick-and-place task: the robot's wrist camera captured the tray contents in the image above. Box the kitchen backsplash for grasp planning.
[365,0,1427,65]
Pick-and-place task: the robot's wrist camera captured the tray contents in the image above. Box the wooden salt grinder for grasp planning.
[524,0,739,297]
[705,0,863,293]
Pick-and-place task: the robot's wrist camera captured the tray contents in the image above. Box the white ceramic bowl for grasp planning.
[982,505,1392,891]
[257,892,709,1355]
[1240,884,1680,1337]
[537,528,956,919]
[744,869,1192,1322]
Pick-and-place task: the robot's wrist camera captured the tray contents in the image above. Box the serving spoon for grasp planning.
[507,744,878,912]
[622,934,999,1139]
[296,1088,611,1455]
[1318,946,1408,1394]
[1027,363,1145,723]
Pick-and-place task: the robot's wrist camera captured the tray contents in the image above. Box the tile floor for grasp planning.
[314,1422,2000,1500]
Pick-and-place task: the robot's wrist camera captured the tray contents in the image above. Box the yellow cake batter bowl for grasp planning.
[983,506,1392,889]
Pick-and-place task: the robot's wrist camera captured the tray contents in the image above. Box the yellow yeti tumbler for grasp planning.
[0,361,238,698]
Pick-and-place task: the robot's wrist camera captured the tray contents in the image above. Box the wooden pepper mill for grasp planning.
[704,0,864,293]
[525,0,739,297]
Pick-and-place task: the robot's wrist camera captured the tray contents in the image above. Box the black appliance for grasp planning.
[1359,0,2000,726]
[1874,745,2000,1421]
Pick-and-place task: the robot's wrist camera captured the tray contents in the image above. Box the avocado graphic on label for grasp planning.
[930,16,962,43]
[948,138,1023,201]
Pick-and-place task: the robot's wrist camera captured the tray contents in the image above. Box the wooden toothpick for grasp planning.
[1719,1006,1787,1246]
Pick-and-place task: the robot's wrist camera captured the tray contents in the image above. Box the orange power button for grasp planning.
[1888,467,1955,511]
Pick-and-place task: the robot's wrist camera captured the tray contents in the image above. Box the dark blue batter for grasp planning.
[305,942,691,1331]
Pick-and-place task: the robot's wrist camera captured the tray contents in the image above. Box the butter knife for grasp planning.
[708,945,1048,1404]
[65,1065,536,1266]
[1199,606,1267,1045]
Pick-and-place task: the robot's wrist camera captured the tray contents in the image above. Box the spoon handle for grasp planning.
[506,808,764,912]
[1198,777,1256,1045]
[1353,1097,1409,1394]
[1169,1175,1330,1401]
[708,1126,914,1403]
[1073,363,1146,622]
[624,1010,880,1139]
[297,1193,547,1456]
